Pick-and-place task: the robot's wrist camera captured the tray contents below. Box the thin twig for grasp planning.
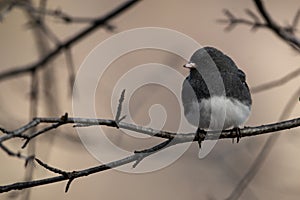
[64,48,76,95]
[22,122,63,148]
[115,89,126,128]
[220,0,300,51]
[22,113,68,148]
[0,137,34,167]
[133,139,173,168]
[0,0,141,81]
[34,158,68,176]
[30,19,61,45]
[15,1,100,24]
[30,138,175,193]
[253,0,300,50]
[251,67,300,93]
[218,9,267,32]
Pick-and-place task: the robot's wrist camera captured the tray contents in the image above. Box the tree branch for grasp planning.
[0,0,141,81]
[220,0,300,51]
[14,1,96,24]
[253,0,300,50]
[218,9,267,32]
[0,115,299,193]
[0,137,175,193]
[1,115,299,145]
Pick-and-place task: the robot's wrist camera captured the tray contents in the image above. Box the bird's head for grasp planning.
[183,46,239,74]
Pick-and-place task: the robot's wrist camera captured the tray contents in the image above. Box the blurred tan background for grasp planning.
[0,0,300,199]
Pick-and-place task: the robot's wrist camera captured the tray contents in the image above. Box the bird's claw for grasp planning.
[232,127,241,143]
[196,128,206,149]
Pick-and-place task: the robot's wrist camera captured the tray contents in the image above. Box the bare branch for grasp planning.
[0,143,27,161]
[0,114,299,193]
[13,138,174,193]
[22,113,68,148]
[220,0,300,50]
[292,10,300,31]
[0,143,35,173]
[245,9,260,23]
[218,9,267,32]
[133,139,173,168]
[12,0,115,27]
[253,0,300,50]
[251,67,300,93]
[115,89,126,128]
[1,115,300,147]
[35,158,67,176]
[22,122,61,148]
[0,0,141,81]
[28,19,61,45]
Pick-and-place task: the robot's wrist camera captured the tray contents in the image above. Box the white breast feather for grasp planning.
[185,96,251,130]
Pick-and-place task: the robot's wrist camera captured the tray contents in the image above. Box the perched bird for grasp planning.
[181,47,252,138]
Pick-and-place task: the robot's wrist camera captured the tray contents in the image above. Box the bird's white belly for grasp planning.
[185,96,251,130]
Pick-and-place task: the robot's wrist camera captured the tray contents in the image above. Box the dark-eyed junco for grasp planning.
[181,47,252,134]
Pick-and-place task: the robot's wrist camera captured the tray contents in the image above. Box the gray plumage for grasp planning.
[182,47,252,129]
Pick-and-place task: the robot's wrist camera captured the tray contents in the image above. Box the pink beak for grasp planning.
[183,62,196,69]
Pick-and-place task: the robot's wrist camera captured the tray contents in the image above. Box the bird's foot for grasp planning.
[196,128,206,149]
[232,127,241,143]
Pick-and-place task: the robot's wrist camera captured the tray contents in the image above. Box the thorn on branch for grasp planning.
[60,15,72,23]
[65,178,74,193]
[22,138,30,149]
[131,153,148,168]
[35,157,76,192]
[103,22,117,32]
[73,123,94,128]
[61,112,69,122]
[25,155,35,167]
[132,153,145,168]
[114,89,126,128]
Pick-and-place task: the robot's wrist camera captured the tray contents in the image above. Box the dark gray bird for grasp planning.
[181,46,252,131]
